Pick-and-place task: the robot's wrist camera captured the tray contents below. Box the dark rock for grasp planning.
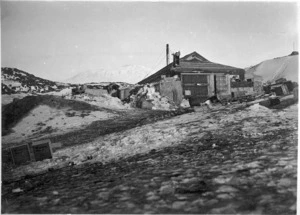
[150,149,156,154]
[269,98,280,106]
[176,180,208,194]
[48,167,55,172]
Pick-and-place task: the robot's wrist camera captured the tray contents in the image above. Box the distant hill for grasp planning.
[245,52,298,84]
[1,67,68,94]
[65,65,153,84]
[1,67,139,96]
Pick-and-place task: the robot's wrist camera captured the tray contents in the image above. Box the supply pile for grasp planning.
[128,84,179,111]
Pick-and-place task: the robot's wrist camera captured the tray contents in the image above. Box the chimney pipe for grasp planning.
[172,51,180,66]
[166,44,169,66]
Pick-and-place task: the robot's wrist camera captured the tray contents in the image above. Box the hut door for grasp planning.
[182,74,209,105]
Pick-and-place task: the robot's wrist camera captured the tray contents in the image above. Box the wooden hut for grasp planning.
[139,51,246,105]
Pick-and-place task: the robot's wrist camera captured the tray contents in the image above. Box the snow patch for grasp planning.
[247,103,273,113]
[1,93,32,105]
[65,94,131,110]
[46,88,72,96]
[2,105,117,144]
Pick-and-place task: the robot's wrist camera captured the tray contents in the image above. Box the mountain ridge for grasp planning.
[65,65,153,84]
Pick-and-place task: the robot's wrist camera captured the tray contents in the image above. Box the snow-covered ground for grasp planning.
[45,88,72,96]
[45,87,131,110]
[2,93,33,105]
[68,94,132,110]
[2,105,117,144]
[5,102,297,181]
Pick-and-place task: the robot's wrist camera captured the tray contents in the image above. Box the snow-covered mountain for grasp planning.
[245,52,298,84]
[65,65,154,84]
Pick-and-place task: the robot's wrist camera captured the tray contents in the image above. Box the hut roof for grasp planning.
[139,51,244,84]
[173,52,243,72]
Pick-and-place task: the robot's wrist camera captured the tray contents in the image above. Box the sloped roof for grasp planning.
[181,51,210,62]
[173,51,244,72]
[138,51,245,84]
[138,64,173,85]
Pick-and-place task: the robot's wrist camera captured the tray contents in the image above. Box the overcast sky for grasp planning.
[1,1,298,81]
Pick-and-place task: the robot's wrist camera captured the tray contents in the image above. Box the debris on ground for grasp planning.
[128,84,178,110]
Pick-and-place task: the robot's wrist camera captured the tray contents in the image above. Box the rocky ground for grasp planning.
[1,102,298,214]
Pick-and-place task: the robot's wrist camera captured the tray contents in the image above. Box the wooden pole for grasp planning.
[166,44,169,66]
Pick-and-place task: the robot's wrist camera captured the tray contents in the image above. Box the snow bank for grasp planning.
[180,99,190,108]
[65,93,131,110]
[46,88,72,96]
[245,54,298,83]
[2,105,117,144]
[1,93,31,105]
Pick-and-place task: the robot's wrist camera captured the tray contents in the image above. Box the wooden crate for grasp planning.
[30,139,53,162]
[10,144,31,165]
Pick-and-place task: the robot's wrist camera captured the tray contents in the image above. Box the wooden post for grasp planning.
[166,44,169,66]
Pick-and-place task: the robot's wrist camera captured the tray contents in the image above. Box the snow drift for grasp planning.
[245,53,298,84]
[2,105,117,144]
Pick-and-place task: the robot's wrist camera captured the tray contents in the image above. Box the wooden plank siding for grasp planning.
[181,73,210,104]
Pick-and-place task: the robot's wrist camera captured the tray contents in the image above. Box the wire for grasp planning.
[142,44,180,81]
[141,51,165,80]
[153,54,166,71]
[142,52,166,80]
[152,51,165,69]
